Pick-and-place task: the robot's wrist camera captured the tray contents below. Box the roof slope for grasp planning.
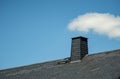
[0,49,120,79]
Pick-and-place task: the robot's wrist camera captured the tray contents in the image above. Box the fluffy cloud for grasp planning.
[68,13,120,38]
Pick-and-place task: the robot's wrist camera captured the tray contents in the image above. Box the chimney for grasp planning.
[71,36,88,61]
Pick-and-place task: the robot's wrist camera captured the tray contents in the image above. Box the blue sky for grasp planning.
[0,0,120,69]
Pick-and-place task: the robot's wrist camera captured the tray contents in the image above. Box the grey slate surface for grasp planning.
[0,49,120,79]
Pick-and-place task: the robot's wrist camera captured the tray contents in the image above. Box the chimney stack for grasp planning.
[71,36,88,61]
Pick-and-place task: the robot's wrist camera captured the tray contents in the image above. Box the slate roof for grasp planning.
[0,49,120,79]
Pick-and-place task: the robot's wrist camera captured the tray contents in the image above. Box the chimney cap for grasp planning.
[72,36,88,39]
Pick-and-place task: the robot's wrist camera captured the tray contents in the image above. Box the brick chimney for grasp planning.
[71,36,88,61]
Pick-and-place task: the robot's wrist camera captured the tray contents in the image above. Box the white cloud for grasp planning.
[68,13,120,38]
